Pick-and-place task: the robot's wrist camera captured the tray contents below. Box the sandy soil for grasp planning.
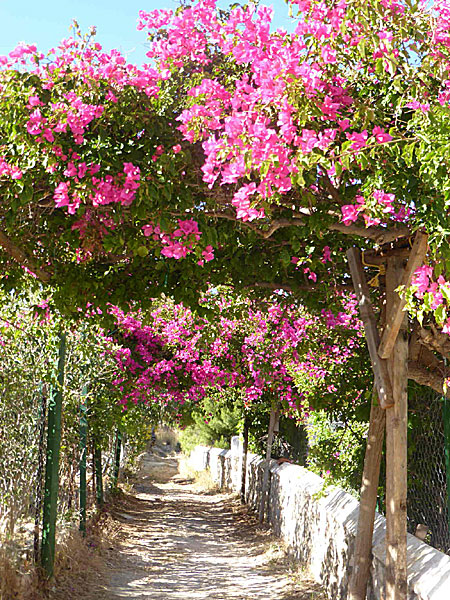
[54,452,327,600]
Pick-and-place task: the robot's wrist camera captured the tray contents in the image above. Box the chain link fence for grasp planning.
[284,383,450,555]
[407,384,450,553]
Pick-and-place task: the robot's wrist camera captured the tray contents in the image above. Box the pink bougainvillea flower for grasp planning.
[341,204,360,225]
[346,130,368,151]
[372,126,392,143]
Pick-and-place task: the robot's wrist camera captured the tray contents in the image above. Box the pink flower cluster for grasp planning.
[142,219,213,261]
[341,189,412,228]
[110,291,363,415]
[53,161,140,214]
[0,156,22,180]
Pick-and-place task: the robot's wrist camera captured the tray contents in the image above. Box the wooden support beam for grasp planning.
[378,232,428,359]
[385,257,409,600]
[349,387,385,600]
[362,247,410,266]
[347,247,394,408]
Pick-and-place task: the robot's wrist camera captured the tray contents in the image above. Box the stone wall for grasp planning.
[189,441,450,600]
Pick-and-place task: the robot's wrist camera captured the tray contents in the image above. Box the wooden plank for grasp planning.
[385,257,409,600]
[349,387,386,600]
[347,247,394,409]
[379,232,428,359]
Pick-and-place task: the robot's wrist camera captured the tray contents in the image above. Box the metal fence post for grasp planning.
[41,333,66,578]
[94,441,104,508]
[111,430,122,491]
[34,383,47,563]
[79,384,88,535]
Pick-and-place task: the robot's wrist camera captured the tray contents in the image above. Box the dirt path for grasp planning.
[72,453,326,600]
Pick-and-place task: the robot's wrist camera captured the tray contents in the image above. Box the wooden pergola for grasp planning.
[347,231,436,600]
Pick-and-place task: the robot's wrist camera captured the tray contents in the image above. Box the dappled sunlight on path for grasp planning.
[84,453,326,600]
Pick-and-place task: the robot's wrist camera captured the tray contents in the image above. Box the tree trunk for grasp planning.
[111,429,122,491]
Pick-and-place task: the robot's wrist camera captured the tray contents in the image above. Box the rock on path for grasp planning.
[83,452,326,600]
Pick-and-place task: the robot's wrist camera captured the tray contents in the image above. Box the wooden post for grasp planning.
[385,257,409,600]
[349,387,385,600]
[41,333,66,578]
[378,232,428,360]
[240,416,250,504]
[259,405,278,523]
[347,248,394,408]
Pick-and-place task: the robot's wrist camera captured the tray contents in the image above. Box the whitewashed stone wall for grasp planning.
[189,440,450,600]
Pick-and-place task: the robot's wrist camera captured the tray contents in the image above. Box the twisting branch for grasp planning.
[202,211,305,238]
[329,223,411,244]
[415,324,450,362]
[203,209,410,244]
[0,231,51,283]
[408,361,450,398]
[249,281,352,293]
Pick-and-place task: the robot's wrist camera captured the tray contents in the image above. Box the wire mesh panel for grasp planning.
[406,384,450,552]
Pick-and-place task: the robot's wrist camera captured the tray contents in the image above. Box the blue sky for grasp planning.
[0,0,294,65]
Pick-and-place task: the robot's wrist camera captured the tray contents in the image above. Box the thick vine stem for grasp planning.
[408,360,450,398]
[0,231,51,283]
[415,324,450,362]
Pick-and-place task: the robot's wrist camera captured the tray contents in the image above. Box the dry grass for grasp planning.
[261,543,329,599]
[49,511,120,600]
[0,507,120,600]
[0,546,42,600]
[177,457,220,494]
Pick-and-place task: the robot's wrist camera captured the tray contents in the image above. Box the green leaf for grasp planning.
[441,285,450,304]
[402,142,416,167]
[435,304,447,327]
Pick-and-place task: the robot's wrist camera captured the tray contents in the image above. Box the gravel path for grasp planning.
[72,453,326,600]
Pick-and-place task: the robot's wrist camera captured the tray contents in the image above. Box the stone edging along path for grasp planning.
[189,441,450,600]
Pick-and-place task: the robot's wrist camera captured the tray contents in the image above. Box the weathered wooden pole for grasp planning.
[378,232,428,360]
[347,247,393,409]
[79,384,88,535]
[348,387,385,600]
[385,257,409,600]
[240,416,250,504]
[41,333,66,578]
[347,247,390,599]
[259,405,278,523]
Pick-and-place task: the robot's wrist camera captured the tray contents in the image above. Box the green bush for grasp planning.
[305,410,367,495]
[178,390,243,454]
